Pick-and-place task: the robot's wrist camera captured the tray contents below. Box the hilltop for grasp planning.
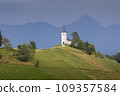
[0,45,120,80]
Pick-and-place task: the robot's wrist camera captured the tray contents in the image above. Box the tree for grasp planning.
[96,51,104,58]
[0,30,2,47]
[17,43,34,62]
[105,54,112,59]
[71,38,76,47]
[2,38,12,49]
[113,52,120,63]
[30,41,37,49]
[71,32,80,43]
[86,44,96,55]
[17,45,21,49]
[84,41,89,48]
[97,51,100,55]
[77,39,84,49]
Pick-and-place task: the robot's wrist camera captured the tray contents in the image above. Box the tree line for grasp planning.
[70,32,120,63]
[70,32,96,55]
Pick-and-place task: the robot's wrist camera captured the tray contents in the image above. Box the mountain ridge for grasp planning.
[0,15,120,55]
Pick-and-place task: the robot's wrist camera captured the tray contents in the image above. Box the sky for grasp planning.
[0,0,120,27]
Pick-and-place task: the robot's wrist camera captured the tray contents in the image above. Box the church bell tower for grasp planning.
[61,26,67,45]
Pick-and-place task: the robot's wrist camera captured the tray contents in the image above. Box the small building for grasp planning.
[61,26,71,45]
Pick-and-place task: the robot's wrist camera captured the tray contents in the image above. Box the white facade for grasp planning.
[61,32,67,45]
[61,26,71,45]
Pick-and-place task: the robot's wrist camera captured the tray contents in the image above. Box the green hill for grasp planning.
[0,45,120,80]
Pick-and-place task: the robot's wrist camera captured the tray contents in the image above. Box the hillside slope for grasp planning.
[0,45,120,80]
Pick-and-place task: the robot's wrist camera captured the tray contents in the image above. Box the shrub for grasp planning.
[99,54,104,58]
[17,45,21,49]
[17,43,34,62]
[113,52,120,63]
[86,44,96,55]
[95,51,104,59]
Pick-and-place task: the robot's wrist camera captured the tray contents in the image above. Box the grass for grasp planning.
[0,45,120,80]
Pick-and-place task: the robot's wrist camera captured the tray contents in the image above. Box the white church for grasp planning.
[61,26,72,45]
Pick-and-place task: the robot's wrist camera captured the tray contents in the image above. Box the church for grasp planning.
[61,26,72,45]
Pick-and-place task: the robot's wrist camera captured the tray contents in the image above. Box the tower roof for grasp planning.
[62,26,67,33]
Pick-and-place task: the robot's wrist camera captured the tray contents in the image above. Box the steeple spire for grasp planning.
[62,26,66,33]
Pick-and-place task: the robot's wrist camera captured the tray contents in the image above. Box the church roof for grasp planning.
[62,26,67,33]
[67,38,72,41]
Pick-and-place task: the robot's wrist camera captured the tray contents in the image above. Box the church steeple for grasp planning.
[62,26,67,33]
[61,26,72,46]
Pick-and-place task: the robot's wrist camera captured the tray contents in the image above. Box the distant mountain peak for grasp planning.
[79,15,98,23]
[80,15,93,20]
[70,15,103,28]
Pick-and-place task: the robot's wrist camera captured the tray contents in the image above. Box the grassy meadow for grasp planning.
[0,45,120,80]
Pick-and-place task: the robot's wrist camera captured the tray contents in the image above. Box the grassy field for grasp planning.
[0,45,120,80]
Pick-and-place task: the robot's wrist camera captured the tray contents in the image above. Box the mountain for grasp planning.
[66,15,120,55]
[0,22,60,49]
[0,15,120,55]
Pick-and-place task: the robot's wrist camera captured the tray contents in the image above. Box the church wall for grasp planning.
[67,40,72,44]
[61,33,67,45]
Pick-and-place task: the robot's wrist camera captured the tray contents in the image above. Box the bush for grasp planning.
[95,51,104,59]
[17,45,21,49]
[105,54,113,59]
[99,54,104,58]
[16,43,35,62]
[112,52,120,63]
[117,58,120,63]
[86,44,96,55]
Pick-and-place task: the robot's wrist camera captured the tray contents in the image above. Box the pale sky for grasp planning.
[0,0,120,26]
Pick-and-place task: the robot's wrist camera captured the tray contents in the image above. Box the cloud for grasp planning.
[0,0,120,26]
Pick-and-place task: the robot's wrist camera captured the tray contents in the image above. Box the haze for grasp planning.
[0,0,120,26]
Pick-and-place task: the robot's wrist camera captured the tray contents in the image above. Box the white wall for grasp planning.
[61,33,67,45]
[67,40,71,44]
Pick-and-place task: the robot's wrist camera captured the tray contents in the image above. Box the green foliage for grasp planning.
[77,39,84,49]
[17,45,21,49]
[113,52,120,63]
[105,54,113,59]
[0,30,2,47]
[82,41,89,50]
[16,43,35,62]
[71,32,80,48]
[95,51,104,58]
[2,38,12,49]
[70,32,96,55]
[98,54,104,58]
[70,39,76,47]
[71,32,80,43]
[30,41,37,49]
[85,43,96,55]
[97,51,100,55]
[35,59,39,67]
